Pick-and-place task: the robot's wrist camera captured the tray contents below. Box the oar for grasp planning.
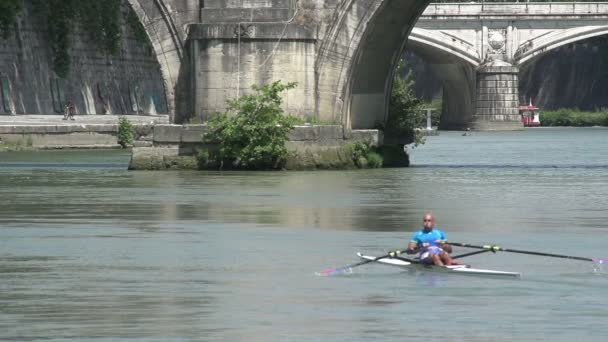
[449,242,607,264]
[451,249,491,259]
[316,250,408,276]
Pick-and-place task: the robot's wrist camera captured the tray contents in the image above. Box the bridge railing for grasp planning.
[423,2,608,16]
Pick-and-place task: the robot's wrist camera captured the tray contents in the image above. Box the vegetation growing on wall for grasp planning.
[31,0,123,78]
[200,81,300,170]
[0,0,22,39]
[77,0,122,55]
[345,141,383,169]
[128,8,151,50]
[118,116,135,148]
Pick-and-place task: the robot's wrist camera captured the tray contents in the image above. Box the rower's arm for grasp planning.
[405,241,419,254]
[438,241,452,253]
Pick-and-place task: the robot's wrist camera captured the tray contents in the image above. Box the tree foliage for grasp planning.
[541,109,608,127]
[202,81,299,170]
[388,60,424,130]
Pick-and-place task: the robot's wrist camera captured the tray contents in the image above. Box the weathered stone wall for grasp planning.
[183,0,431,130]
[128,124,386,170]
[472,61,521,130]
[0,124,154,149]
[0,1,167,117]
[185,23,317,122]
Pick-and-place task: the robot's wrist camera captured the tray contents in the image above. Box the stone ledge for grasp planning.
[202,0,291,9]
[288,125,343,141]
[188,23,317,40]
[0,124,118,134]
[200,8,293,23]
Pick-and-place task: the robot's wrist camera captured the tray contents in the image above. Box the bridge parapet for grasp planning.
[200,0,295,23]
[422,2,608,18]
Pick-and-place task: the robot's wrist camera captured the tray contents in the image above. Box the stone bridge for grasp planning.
[128,0,429,134]
[410,2,608,129]
[130,1,608,131]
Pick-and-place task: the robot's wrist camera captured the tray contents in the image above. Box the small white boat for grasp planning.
[357,253,521,278]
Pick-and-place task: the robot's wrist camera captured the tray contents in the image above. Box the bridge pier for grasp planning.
[472,60,522,130]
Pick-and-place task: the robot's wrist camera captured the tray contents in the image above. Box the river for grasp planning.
[1,127,607,341]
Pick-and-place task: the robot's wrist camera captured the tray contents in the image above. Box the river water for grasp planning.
[1,127,607,341]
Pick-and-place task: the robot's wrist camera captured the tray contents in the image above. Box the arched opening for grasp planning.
[315,0,432,131]
[518,34,608,112]
[125,0,190,121]
[404,36,478,130]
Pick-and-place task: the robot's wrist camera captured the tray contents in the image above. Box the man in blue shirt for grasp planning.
[405,213,455,266]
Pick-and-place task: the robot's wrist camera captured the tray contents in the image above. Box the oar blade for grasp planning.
[315,267,353,276]
[592,258,607,264]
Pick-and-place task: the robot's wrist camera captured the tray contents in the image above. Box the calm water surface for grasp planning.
[1,127,607,341]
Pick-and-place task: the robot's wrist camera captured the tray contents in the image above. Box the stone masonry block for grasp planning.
[316,125,343,140]
[289,125,319,141]
[154,125,183,143]
[181,125,208,143]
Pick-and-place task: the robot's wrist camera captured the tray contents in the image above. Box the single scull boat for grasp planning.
[357,253,521,278]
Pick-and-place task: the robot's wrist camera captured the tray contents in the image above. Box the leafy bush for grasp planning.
[344,141,383,169]
[201,81,299,170]
[366,151,383,168]
[117,116,135,148]
[384,60,427,147]
[388,61,424,128]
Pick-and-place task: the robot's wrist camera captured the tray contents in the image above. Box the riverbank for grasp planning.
[541,109,608,127]
[0,115,410,169]
[0,114,169,150]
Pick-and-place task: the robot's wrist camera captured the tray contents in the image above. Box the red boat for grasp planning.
[519,100,541,127]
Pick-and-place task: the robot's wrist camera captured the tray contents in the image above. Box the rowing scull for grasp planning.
[357,253,521,278]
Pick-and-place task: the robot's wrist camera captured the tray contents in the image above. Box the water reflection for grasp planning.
[2,129,608,340]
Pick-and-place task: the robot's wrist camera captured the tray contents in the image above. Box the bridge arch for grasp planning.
[125,0,188,120]
[408,28,481,67]
[316,0,432,130]
[516,25,608,67]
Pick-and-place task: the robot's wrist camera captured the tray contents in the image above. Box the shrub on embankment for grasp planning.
[541,109,608,127]
[198,81,299,170]
[117,116,135,148]
[195,81,407,171]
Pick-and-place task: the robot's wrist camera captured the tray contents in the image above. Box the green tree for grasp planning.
[388,60,424,129]
[387,60,425,145]
[202,81,299,170]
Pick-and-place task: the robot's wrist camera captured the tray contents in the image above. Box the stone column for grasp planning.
[472,60,522,130]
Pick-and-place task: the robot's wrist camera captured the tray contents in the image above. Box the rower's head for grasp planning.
[422,213,435,231]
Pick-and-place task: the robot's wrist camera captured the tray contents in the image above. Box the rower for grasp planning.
[391,213,456,266]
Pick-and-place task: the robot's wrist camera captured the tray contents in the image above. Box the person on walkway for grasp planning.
[64,101,75,120]
[404,213,455,266]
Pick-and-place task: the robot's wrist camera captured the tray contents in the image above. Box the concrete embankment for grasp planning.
[129,124,395,170]
[0,115,168,149]
[0,115,410,169]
